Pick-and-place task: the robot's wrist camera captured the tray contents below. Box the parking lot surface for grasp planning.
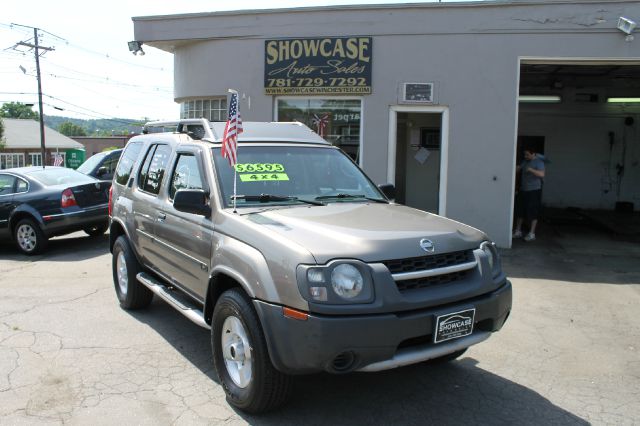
[1,227,639,425]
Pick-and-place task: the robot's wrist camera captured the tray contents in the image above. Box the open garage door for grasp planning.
[517,61,640,241]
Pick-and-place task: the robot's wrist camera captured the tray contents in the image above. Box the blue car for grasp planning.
[0,167,110,255]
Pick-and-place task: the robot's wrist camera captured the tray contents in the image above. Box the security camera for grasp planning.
[617,17,637,35]
[127,40,145,56]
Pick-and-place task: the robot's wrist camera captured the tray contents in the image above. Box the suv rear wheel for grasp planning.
[112,236,153,309]
[212,288,292,413]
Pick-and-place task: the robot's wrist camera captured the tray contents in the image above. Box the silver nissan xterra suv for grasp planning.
[109,118,512,413]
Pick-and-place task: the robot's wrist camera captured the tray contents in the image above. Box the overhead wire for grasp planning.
[0,21,175,120]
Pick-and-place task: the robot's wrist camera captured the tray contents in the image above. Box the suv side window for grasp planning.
[169,154,204,199]
[140,144,172,195]
[114,142,143,186]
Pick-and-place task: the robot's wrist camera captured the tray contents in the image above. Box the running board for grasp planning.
[136,272,210,330]
[357,331,491,372]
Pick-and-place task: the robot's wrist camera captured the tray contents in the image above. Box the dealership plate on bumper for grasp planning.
[434,308,475,343]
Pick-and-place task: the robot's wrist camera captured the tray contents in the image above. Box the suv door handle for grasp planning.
[157,213,166,222]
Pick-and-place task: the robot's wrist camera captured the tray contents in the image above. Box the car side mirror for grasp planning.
[96,166,108,177]
[378,183,395,200]
[173,189,211,216]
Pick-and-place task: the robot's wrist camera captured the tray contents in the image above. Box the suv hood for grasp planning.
[245,203,485,264]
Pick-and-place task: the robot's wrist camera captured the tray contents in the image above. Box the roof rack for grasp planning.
[143,118,214,140]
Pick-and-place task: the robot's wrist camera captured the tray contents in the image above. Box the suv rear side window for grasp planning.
[140,144,172,195]
[169,154,204,199]
[115,142,143,186]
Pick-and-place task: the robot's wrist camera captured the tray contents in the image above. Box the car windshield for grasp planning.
[76,152,106,174]
[28,168,97,186]
[212,145,385,208]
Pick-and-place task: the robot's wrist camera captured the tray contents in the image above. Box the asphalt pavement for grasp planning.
[0,226,638,425]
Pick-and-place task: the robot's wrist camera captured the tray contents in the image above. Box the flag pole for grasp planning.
[229,89,239,214]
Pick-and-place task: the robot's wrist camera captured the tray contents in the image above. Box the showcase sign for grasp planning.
[264,37,372,95]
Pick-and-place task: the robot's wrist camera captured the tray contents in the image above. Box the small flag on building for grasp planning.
[221,91,243,167]
[53,153,64,167]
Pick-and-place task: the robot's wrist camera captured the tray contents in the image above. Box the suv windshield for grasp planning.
[212,146,385,208]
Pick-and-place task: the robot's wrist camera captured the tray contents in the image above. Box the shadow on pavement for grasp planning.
[128,298,587,426]
[503,223,640,285]
[0,232,109,262]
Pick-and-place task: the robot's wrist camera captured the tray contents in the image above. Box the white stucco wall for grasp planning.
[134,0,640,246]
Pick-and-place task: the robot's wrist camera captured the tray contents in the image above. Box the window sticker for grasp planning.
[235,163,289,182]
[235,163,285,173]
[239,173,289,182]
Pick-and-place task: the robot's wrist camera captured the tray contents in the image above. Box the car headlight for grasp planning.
[298,261,374,304]
[480,241,501,278]
[331,264,364,299]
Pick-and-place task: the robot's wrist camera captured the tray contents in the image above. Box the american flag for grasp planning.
[221,91,243,167]
[53,153,64,167]
[311,113,330,138]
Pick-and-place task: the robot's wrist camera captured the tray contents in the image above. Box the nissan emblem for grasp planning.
[419,238,435,253]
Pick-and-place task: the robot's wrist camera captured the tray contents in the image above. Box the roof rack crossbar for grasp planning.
[143,118,216,140]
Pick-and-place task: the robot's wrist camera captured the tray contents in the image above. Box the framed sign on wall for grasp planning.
[265,37,372,95]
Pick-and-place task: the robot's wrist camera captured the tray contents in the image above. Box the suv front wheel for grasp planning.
[112,236,153,309]
[212,288,292,413]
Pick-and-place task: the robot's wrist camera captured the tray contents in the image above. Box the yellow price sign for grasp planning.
[239,173,290,182]
[235,163,285,173]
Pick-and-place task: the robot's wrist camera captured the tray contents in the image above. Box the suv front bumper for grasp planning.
[254,280,512,375]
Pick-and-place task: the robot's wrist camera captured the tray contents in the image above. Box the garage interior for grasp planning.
[518,62,640,241]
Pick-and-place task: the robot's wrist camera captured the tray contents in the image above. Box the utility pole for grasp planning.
[13,24,55,168]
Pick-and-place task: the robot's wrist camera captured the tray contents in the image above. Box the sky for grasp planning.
[2,0,457,124]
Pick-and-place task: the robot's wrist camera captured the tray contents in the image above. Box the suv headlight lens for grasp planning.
[331,264,364,299]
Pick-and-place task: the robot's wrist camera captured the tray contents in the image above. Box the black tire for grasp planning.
[13,218,47,255]
[427,348,468,364]
[212,288,292,413]
[84,222,109,237]
[112,236,153,309]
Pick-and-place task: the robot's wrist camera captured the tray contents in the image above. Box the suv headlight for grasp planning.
[331,264,364,299]
[480,241,501,278]
[297,261,374,304]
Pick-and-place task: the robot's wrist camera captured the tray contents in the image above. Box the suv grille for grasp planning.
[382,250,475,292]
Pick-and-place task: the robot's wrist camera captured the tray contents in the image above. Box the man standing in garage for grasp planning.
[513,148,546,242]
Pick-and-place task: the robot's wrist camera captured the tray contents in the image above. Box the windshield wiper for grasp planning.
[314,193,388,203]
[232,194,325,206]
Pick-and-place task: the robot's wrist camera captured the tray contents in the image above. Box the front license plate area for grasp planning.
[434,308,475,343]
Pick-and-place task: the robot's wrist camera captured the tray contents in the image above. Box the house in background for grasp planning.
[1,118,85,169]
[72,135,136,158]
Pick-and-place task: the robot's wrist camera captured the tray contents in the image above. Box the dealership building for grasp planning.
[132,0,640,247]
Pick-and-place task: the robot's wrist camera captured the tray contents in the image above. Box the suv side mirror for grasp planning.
[378,183,395,200]
[173,189,211,216]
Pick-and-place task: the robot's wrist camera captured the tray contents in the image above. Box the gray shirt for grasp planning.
[520,156,545,191]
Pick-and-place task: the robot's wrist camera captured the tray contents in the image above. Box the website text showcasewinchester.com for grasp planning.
[264,37,372,95]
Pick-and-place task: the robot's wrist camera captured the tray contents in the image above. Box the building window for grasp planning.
[276,98,362,162]
[180,98,228,121]
[0,153,25,169]
[29,152,42,167]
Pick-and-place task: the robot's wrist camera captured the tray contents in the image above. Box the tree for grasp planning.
[0,102,39,120]
[0,117,4,149]
[58,121,88,137]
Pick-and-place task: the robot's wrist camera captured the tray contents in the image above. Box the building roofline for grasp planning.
[132,0,638,22]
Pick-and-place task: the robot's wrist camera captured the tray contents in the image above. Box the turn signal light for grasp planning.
[61,188,77,208]
[283,307,309,321]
